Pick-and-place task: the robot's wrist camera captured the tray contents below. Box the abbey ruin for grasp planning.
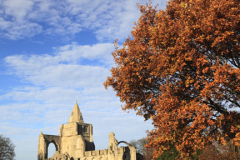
[38,101,136,160]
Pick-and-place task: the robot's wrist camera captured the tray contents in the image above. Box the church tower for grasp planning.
[59,101,95,152]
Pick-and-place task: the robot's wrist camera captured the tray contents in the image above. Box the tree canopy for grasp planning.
[129,137,153,160]
[104,0,240,159]
[0,135,15,160]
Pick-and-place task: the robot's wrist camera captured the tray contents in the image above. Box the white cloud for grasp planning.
[0,18,42,39]
[0,0,43,39]
[0,17,11,30]
[4,21,42,39]
[25,64,109,87]
[54,42,114,62]
[4,42,115,87]
[61,0,168,41]
[2,0,34,22]
[0,0,168,40]
[1,86,80,103]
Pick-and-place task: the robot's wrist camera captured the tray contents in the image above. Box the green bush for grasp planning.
[156,145,202,160]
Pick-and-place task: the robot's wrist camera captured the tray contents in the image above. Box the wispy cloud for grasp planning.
[4,42,114,87]
[0,0,167,41]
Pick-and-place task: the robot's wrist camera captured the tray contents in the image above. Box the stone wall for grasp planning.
[82,149,108,160]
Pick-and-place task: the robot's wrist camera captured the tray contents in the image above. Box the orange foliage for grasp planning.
[104,0,240,159]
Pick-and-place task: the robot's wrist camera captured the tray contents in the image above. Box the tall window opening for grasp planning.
[48,142,57,158]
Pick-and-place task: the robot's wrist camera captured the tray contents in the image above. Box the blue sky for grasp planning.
[0,0,168,159]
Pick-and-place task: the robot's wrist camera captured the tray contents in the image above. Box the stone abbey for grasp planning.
[37,101,136,160]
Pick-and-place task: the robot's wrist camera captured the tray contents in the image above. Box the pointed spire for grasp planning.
[68,100,84,124]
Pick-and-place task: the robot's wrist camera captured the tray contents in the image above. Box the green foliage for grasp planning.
[156,145,202,160]
[156,145,180,160]
[191,149,203,160]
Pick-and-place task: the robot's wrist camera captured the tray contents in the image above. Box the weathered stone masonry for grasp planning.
[38,101,136,160]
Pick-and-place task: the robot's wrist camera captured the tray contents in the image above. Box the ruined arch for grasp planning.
[47,140,60,158]
[48,140,60,150]
[118,141,136,160]
[38,134,62,159]
[118,141,131,147]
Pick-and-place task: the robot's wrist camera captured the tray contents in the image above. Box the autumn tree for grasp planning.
[104,0,240,159]
[0,135,15,160]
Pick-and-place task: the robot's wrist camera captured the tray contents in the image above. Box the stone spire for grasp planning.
[68,100,84,124]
